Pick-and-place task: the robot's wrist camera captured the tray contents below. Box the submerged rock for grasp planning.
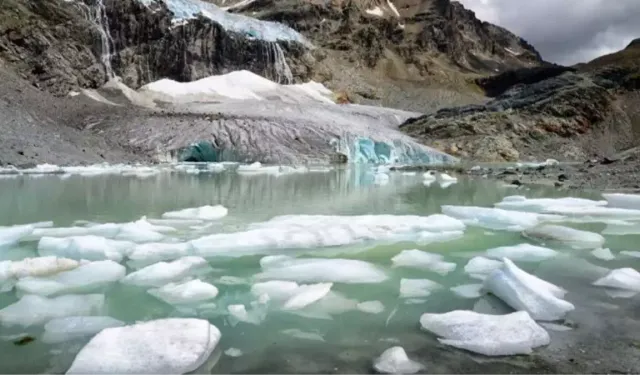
[66,318,221,374]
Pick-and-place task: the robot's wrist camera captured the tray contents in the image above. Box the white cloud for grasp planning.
[457,0,640,64]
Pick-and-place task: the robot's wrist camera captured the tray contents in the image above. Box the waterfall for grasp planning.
[73,0,115,79]
[264,42,293,84]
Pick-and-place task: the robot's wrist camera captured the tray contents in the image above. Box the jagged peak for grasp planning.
[626,38,640,49]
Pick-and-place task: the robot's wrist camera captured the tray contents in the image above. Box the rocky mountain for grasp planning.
[0,0,541,110]
[400,41,640,162]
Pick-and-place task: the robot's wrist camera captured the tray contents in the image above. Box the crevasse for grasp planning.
[136,0,310,45]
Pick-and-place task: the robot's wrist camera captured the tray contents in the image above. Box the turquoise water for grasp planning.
[0,164,638,374]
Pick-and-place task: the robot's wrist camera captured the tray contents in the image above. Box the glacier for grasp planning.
[136,0,310,46]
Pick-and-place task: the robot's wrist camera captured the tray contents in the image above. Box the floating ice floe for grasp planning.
[373,346,424,374]
[224,348,243,357]
[0,225,35,247]
[127,242,194,267]
[15,260,125,297]
[0,294,105,328]
[256,256,388,284]
[523,224,605,249]
[541,205,640,219]
[593,268,640,292]
[495,195,607,213]
[441,206,562,231]
[281,328,325,341]
[66,318,221,374]
[0,256,80,292]
[357,300,385,314]
[38,236,134,262]
[483,258,574,321]
[620,251,640,258]
[374,172,390,186]
[250,280,333,310]
[601,221,640,235]
[464,256,503,280]
[227,304,265,325]
[148,279,219,305]
[121,256,212,287]
[42,316,125,344]
[399,278,441,298]
[391,249,457,275]
[486,243,558,262]
[591,248,615,261]
[420,310,550,356]
[602,193,640,210]
[162,205,228,221]
[450,284,484,299]
[191,214,464,257]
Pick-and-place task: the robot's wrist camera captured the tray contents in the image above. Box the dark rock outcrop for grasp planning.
[0,0,313,95]
[476,64,576,97]
[400,39,640,162]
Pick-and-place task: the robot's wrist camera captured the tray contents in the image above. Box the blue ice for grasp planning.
[342,137,456,165]
[136,0,310,45]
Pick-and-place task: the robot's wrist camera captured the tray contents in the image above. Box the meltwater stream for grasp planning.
[1,164,640,373]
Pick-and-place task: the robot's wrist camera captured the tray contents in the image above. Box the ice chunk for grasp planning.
[0,257,80,292]
[294,291,358,317]
[191,214,464,257]
[225,348,243,357]
[420,310,550,356]
[416,230,464,244]
[216,275,247,285]
[281,328,325,341]
[391,249,456,275]
[438,173,457,183]
[484,258,573,321]
[357,300,385,314]
[66,318,220,374]
[162,205,228,221]
[621,251,640,258]
[148,279,219,305]
[374,172,390,186]
[256,258,388,284]
[591,248,615,261]
[542,205,640,219]
[540,322,573,332]
[121,256,211,287]
[441,206,561,231]
[464,256,503,280]
[495,196,606,213]
[15,260,125,296]
[113,221,166,243]
[593,268,640,292]
[282,283,332,310]
[251,280,300,300]
[486,243,558,262]
[602,193,640,210]
[523,224,605,249]
[0,225,34,247]
[227,304,264,325]
[373,346,424,374]
[400,278,441,298]
[38,236,133,262]
[602,221,640,235]
[450,284,483,299]
[128,242,193,267]
[42,316,125,344]
[0,294,105,328]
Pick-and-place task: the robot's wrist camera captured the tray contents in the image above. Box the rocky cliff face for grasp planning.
[400,42,640,162]
[0,0,314,96]
[0,0,542,101]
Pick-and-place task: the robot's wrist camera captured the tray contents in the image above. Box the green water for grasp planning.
[0,166,638,374]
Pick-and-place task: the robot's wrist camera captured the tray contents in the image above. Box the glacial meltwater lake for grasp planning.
[1,163,640,374]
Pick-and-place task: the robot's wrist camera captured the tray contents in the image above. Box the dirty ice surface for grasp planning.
[79,70,456,165]
[1,166,640,373]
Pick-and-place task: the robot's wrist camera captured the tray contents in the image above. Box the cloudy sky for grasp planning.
[456,0,640,65]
